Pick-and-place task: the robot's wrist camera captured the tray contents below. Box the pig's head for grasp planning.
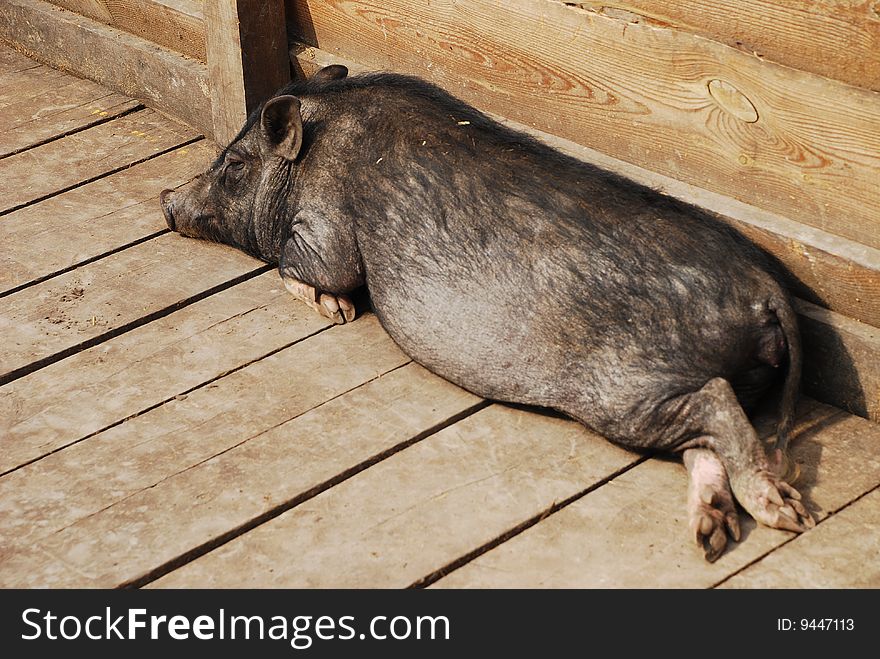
[159,92,309,262]
[161,66,350,261]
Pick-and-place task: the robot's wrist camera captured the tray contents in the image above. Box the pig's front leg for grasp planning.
[683,448,740,562]
[281,275,355,324]
[279,216,364,325]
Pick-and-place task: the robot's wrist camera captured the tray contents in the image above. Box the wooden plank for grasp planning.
[0,272,332,474]
[0,43,41,75]
[295,44,880,333]
[797,299,880,422]
[47,0,206,61]
[149,404,638,588]
[206,0,290,145]
[0,65,138,158]
[0,0,212,136]
[720,487,880,588]
[0,141,214,295]
[433,404,880,587]
[0,316,414,587]
[0,231,263,387]
[0,108,197,214]
[287,0,880,250]
[559,2,880,93]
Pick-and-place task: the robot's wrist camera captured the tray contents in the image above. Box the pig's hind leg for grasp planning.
[683,448,740,562]
[664,378,814,535]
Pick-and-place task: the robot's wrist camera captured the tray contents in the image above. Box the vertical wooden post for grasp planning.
[205,0,290,146]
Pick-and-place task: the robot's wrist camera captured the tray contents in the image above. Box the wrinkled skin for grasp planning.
[161,65,814,561]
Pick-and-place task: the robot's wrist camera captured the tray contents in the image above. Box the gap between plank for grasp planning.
[0,103,144,161]
[123,399,493,589]
[0,133,205,218]
[407,454,650,588]
[710,478,880,588]
[408,403,839,588]
[0,264,274,388]
[0,229,168,299]
[0,321,336,479]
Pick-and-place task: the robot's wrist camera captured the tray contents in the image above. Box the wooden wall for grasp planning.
[46,0,206,61]
[285,1,880,250]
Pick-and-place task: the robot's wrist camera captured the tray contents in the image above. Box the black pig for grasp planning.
[160,65,814,561]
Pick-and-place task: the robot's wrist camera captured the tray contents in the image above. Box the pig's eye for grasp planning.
[222,158,245,184]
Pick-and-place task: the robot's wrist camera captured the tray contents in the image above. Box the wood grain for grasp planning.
[151,404,637,588]
[434,403,880,587]
[206,0,291,145]
[561,2,880,93]
[0,0,211,136]
[287,0,880,249]
[0,109,197,214]
[720,487,880,588]
[0,316,412,587]
[0,62,139,158]
[0,272,331,474]
[46,0,206,61]
[0,141,214,294]
[0,231,262,386]
[0,41,41,75]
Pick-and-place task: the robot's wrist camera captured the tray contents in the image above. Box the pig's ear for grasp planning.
[313,65,348,82]
[260,95,303,161]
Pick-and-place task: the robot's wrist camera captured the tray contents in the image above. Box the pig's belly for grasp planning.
[365,264,762,415]
[366,275,616,408]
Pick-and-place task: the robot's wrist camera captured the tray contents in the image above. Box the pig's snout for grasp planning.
[159,189,176,232]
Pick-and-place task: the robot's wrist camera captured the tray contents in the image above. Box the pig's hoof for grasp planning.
[734,471,815,533]
[282,276,355,324]
[688,484,740,563]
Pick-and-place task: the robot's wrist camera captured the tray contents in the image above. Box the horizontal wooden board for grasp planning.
[287,0,880,249]
[0,272,331,474]
[0,42,40,75]
[0,316,413,586]
[47,0,206,61]
[151,404,639,588]
[720,487,880,588]
[0,0,211,136]
[1,141,214,295]
[560,2,880,93]
[434,403,880,587]
[0,231,262,386]
[0,57,139,157]
[0,108,197,214]
[797,299,880,422]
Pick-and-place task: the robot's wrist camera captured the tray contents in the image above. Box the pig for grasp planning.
[160,64,814,562]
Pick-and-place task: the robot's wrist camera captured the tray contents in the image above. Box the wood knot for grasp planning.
[707,79,759,123]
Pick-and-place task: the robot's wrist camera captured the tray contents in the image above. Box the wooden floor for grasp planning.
[1,44,879,589]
